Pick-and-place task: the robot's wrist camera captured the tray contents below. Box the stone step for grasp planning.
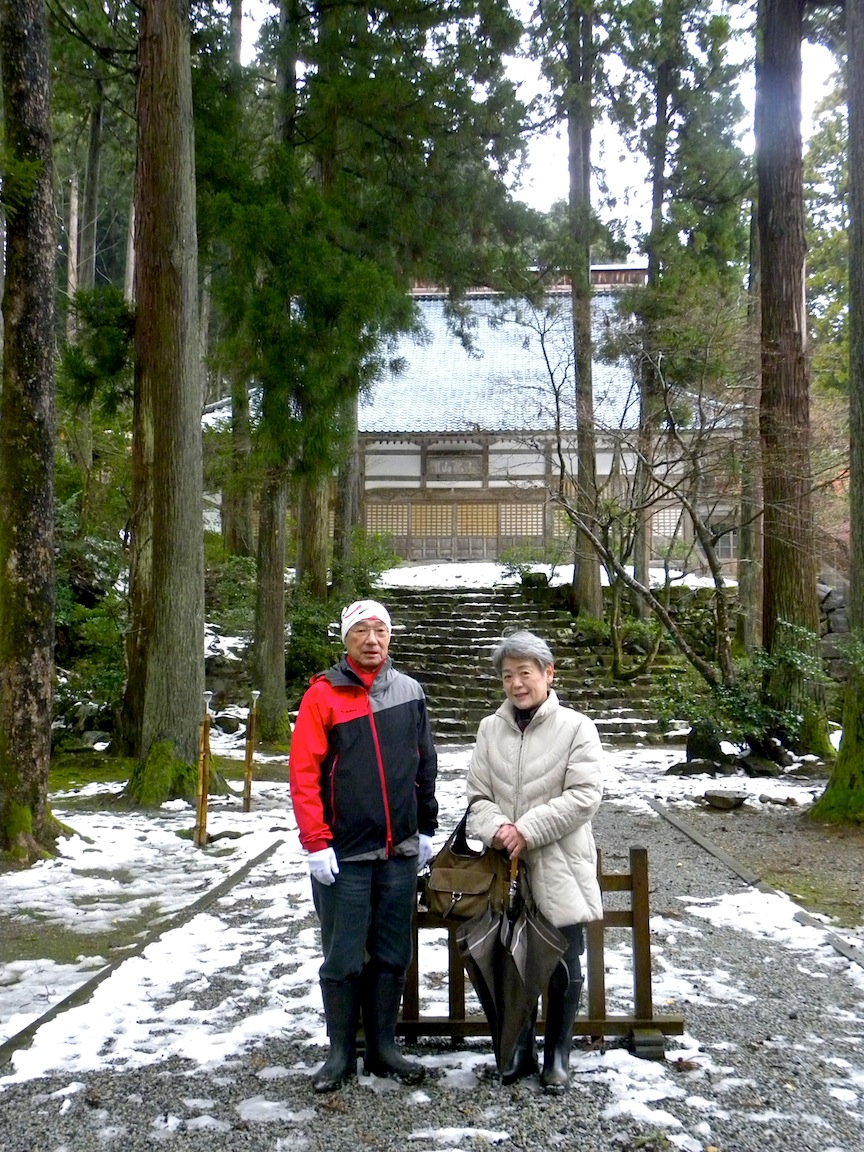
[418,681,655,704]
[378,583,688,745]
[396,649,679,675]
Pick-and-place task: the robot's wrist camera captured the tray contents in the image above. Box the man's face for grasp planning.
[345,618,390,670]
[500,656,553,710]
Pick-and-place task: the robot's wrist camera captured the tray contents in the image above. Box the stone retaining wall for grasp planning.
[819,577,851,682]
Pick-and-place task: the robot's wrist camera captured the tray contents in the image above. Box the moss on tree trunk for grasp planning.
[810,0,864,822]
[124,740,198,807]
[0,0,59,863]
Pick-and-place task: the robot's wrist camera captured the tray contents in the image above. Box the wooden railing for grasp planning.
[399,846,684,1059]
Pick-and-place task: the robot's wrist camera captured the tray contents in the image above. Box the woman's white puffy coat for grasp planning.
[466,689,604,928]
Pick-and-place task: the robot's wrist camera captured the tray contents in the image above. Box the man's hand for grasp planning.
[417,833,434,871]
[492,822,527,860]
[307,847,339,885]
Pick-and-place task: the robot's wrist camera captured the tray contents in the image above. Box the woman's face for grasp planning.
[500,656,554,710]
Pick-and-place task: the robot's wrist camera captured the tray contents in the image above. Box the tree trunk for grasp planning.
[254,472,290,743]
[229,0,242,57]
[199,266,212,407]
[296,474,330,599]
[331,393,361,602]
[63,81,103,500]
[221,0,255,555]
[812,0,864,818]
[756,0,829,753]
[735,199,763,654]
[633,47,673,618]
[124,199,135,302]
[124,0,205,799]
[0,0,59,861]
[0,206,6,362]
[223,369,254,556]
[566,1,603,619]
[66,171,79,341]
[242,0,300,746]
[72,79,105,477]
[296,0,338,602]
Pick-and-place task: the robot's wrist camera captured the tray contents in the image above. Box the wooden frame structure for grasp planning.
[399,846,684,1059]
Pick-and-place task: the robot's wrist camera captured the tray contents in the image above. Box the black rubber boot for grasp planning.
[313,977,360,1093]
[540,962,583,1094]
[361,969,426,1084]
[500,1005,538,1085]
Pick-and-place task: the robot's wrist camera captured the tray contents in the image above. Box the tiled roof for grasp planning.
[359,293,639,436]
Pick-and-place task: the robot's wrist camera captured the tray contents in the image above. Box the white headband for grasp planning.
[340,599,392,644]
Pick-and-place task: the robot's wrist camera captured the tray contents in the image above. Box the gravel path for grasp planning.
[1,799,863,1152]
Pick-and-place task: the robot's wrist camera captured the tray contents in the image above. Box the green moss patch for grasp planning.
[762,869,864,928]
[0,906,158,967]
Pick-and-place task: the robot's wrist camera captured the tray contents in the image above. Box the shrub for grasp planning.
[499,540,568,584]
[54,596,127,736]
[620,616,665,654]
[285,590,341,706]
[650,644,830,749]
[54,495,128,737]
[570,613,611,646]
[205,545,257,636]
[336,527,401,599]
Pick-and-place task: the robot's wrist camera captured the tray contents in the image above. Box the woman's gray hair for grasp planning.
[491,631,555,676]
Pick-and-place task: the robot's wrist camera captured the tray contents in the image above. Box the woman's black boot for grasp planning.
[500,1006,539,1084]
[540,963,583,1094]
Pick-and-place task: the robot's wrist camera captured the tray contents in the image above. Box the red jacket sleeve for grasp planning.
[289,682,333,853]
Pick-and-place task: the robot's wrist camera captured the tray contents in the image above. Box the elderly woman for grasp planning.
[466,630,604,1093]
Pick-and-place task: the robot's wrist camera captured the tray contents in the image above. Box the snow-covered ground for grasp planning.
[377,560,731,591]
[2,562,858,1148]
[2,741,860,1123]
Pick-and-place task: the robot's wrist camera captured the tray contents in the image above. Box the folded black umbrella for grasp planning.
[456,858,567,1077]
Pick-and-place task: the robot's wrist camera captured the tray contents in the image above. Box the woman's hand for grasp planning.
[492,822,527,860]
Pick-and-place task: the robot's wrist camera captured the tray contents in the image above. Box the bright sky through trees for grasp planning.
[239,3,835,241]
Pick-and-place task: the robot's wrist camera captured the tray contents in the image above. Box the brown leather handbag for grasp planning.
[423,809,511,921]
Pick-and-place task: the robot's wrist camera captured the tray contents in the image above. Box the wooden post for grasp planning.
[243,690,260,813]
[194,692,213,847]
[629,847,654,1021]
[399,845,684,1055]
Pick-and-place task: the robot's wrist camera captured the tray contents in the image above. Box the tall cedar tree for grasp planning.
[208,1,530,734]
[122,0,205,794]
[812,0,864,820]
[756,0,831,753]
[805,81,848,394]
[606,0,749,608]
[532,0,604,617]
[0,0,59,860]
[194,0,255,556]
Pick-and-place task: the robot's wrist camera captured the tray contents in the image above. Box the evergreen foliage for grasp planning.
[1,0,860,832]
[57,286,135,414]
[806,79,849,395]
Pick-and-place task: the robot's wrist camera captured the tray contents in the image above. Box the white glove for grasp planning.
[417,834,434,872]
[308,847,339,886]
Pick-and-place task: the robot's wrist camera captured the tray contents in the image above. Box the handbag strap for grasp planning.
[434,807,486,861]
[450,808,473,854]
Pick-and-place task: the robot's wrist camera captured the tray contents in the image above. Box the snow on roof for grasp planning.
[359,293,639,437]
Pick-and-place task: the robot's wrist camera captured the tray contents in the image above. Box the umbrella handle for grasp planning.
[507,855,520,914]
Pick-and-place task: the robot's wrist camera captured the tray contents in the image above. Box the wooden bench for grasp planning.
[399,846,684,1059]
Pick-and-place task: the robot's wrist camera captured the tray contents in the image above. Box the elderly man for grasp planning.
[289,599,438,1092]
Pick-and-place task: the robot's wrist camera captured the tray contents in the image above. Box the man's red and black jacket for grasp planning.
[289,657,438,860]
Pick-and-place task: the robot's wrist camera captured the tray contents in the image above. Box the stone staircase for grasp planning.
[383,585,689,748]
